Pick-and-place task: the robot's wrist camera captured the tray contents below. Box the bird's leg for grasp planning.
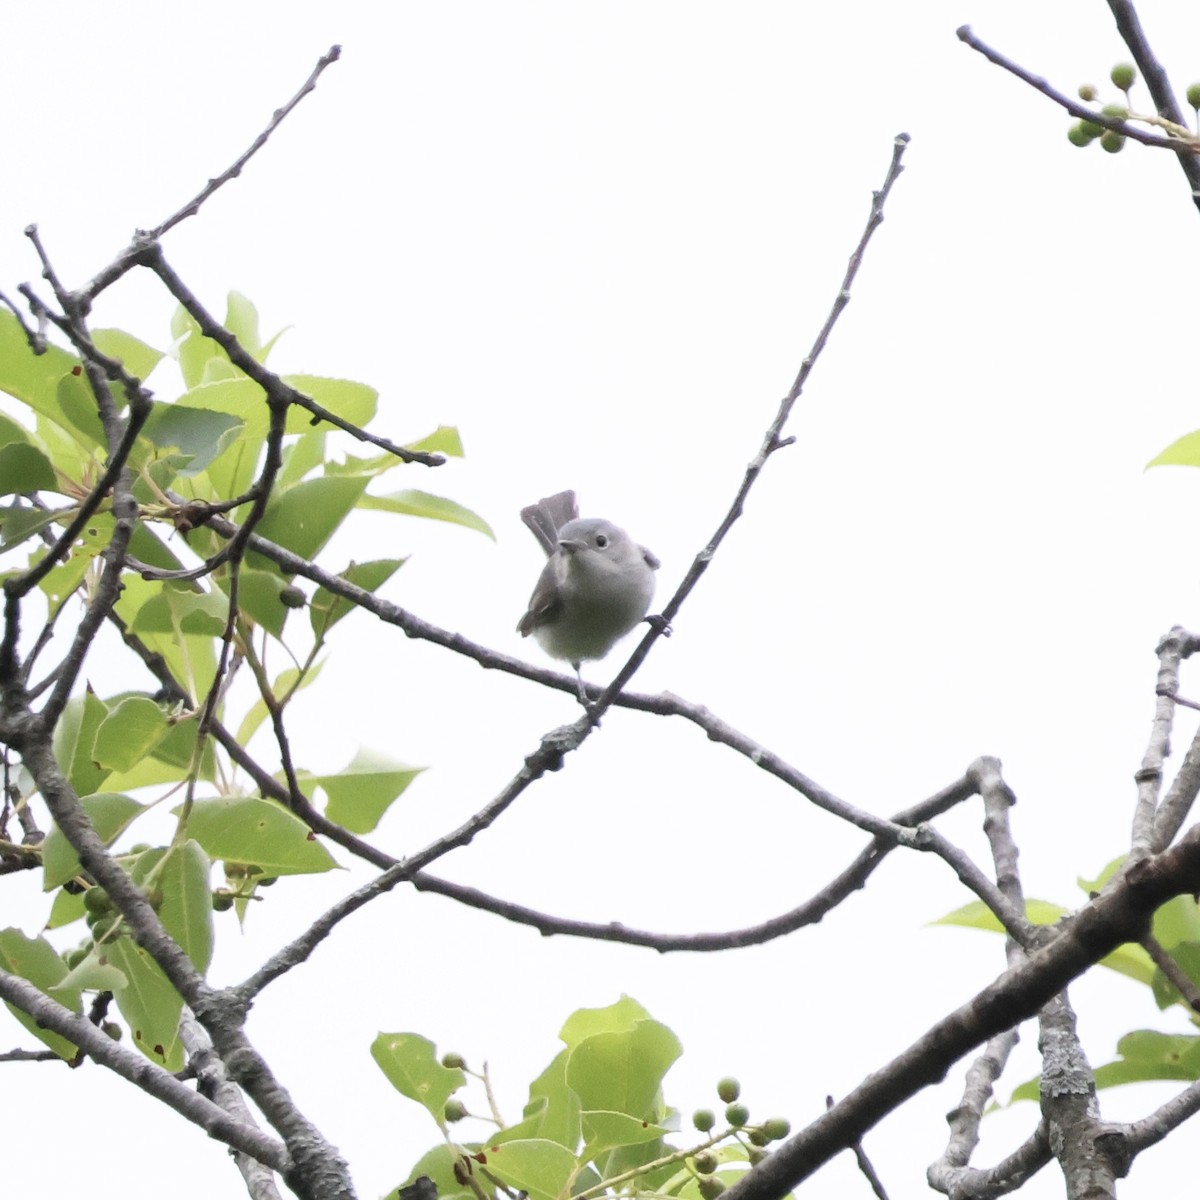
[572,662,591,707]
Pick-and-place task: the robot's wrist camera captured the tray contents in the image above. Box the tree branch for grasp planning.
[0,968,290,1172]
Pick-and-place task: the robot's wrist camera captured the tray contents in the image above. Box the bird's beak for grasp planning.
[557,537,588,555]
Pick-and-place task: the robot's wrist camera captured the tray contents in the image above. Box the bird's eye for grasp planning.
[595,534,609,549]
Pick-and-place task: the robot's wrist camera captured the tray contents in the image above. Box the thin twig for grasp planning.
[1132,627,1196,856]
[826,1096,889,1200]
[78,47,344,304]
[957,25,1197,153]
[143,247,442,467]
[1106,0,1200,207]
[1140,932,1200,1011]
[586,133,910,720]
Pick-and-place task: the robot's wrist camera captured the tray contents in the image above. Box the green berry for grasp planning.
[443,1099,467,1123]
[1188,83,1200,109]
[1101,103,1129,119]
[280,586,306,609]
[90,914,119,940]
[1067,124,1094,148]
[716,1077,740,1104]
[83,888,112,916]
[1080,119,1104,138]
[697,1178,726,1200]
[748,1128,769,1147]
[1110,63,1137,91]
[747,1147,768,1166]
[693,1151,718,1175]
[692,1108,716,1133]
[102,1021,122,1041]
[442,1052,466,1070]
[762,1117,791,1141]
[63,946,89,969]
[725,1103,750,1128]
[1078,84,1098,102]
[212,892,234,911]
[1100,130,1126,153]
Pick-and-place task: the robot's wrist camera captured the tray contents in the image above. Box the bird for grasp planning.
[517,490,659,702]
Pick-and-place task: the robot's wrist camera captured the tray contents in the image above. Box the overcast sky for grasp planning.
[4,2,1200,1197]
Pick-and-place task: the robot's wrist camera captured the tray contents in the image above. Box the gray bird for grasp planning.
[517,490,659,701]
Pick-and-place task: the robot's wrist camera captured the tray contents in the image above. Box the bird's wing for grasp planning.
[517,558,564,635]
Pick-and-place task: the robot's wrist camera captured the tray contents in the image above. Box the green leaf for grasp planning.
[279,430,327,487]
[0,443,56,493]
[175,796,337,876]
[91,328,164,385]
[133,842,214,976]
[172,304,224,391]
[387,1146,473,1200]
[560,995,653,1048]
[477,1139,576,1200]
[0,411,34,448]
[405,425,464,457]
[173,377,269,499]
[139,403,245,476]
[92,697,171,772]
[566,1019,681,1119]
[52,690,111,799]
[226,566,293,638]
[359,489,494,539]
[1148,431,1200,470]
[523,1050,581,1150]
[102,713,215,793]
[581,1110,668,1158]
[310,558,406,637]
[250,475,368,566]
[0,502,71,552]
[296,750,425,835]
[32,513,116,606]
[0,310,80,423]
[224,292,263,357]
[54,946,127,996]
[46,888,86,929]
[105,936,185,1070]
[56,368,105,447]
[42,792,146,889]
[115,576,218,701]
[933,898,1067,931]
[371,1032,465,1118]
[1151,896,1200,950]
[130,582,229,637]
[0,929,80,1060]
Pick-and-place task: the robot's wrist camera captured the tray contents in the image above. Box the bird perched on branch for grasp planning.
[518,490,659,702]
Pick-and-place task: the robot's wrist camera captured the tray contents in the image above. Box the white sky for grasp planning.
[4,2,1200,1197]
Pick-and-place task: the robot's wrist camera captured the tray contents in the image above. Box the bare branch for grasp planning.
[0,968,290,1172]
[1106,0,1200,207]
[957,26,1196,152]
[143,246,443,467]
[179,1012,286,1200]
[720,823,1200,1200]
[78,47,344,304]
